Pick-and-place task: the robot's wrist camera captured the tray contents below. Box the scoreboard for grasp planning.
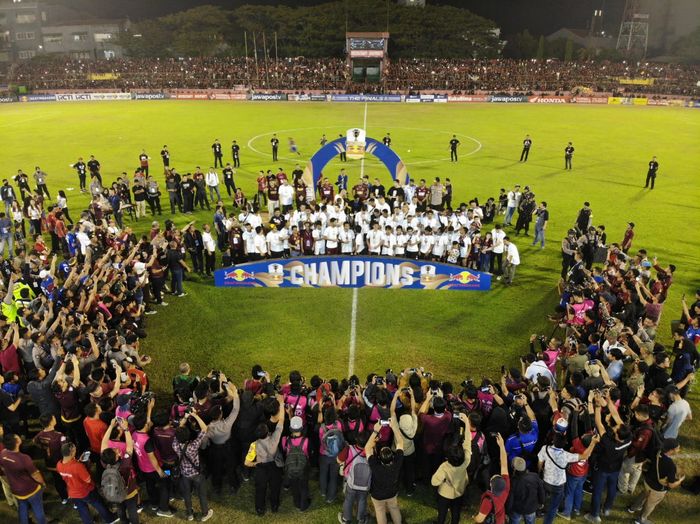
[346,32,389,83]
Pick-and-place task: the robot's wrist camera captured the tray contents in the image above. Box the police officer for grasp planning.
[212,139,223,168]
[449,135,460,162]
[564,142,575,170]
[520,135,532,162]
[231,140,241,167]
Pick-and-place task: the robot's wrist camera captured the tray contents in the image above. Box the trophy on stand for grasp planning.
[346,128,366,160]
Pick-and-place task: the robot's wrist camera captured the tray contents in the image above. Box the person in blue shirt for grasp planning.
[505,402,539,469]
[336,169,348,192]
[606,348,624,383]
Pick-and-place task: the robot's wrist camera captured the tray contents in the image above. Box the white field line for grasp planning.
[348,103,368,377]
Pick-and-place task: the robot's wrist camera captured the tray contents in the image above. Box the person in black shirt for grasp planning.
[644,353,673,394]
[520,135,532,162]
[382,133,392,148]
[166,240,190,297]
[222,164,236,196]
[586,395,631,523]
[231,140,241,167]
[70,159,87,192]
[212,139,223,168]
[366,417,404,524]
[644,156,659,190]
[575,202,592,234]
[271,134,279,161]
[13,170,31,201]
[508,457,545,523]
[87,155,101,185]
[628,438,683,524]
[160,146,170,168]
[184,224,204,275]
[180,174,195,214]
[338,134,347,162]
[565,142,575,170]
[448,135,460,162]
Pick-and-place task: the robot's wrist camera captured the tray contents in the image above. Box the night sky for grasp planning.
[52,0,626,36]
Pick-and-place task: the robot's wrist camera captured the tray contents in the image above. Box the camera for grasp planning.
[376,377,384,385]
[256,370,266,378]
[380,420,390,427]
[461,378,473,388]
[480,386,491,394]
[401,387,411,393]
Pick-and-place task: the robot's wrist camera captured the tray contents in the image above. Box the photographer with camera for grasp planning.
[419,387,453,479]
[366,414,404,524]
[431,412,472,524]
[205,378,239,495]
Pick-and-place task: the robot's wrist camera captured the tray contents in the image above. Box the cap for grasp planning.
[512,457,526,472]
[554,417,569,434]
[491,475,507,496]
[386,372,398,384]
[628,222,635,228]
[289,416,303,431]
[662,438,679,452]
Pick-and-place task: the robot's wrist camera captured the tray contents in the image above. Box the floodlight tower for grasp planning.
[616,0,649,58]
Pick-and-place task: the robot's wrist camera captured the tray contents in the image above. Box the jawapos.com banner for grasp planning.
[214,256,491,291]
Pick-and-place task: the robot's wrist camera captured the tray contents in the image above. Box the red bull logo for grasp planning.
[448,271,480,284]
[224,268,255,282]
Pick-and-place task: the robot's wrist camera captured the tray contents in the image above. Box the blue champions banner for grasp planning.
[331,94,402,102]
[214,256,491,291]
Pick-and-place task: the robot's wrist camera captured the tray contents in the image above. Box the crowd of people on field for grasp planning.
[8,57,700,97]
[0,148,697,524]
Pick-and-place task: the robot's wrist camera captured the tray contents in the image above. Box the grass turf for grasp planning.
[0,100,699,523]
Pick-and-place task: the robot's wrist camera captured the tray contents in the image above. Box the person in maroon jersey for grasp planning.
[415,179,430,212]
[229,225,245,264]
[276,168,288,184]
[139,150,150,176]
[32,415,68,503]
[622,222,635,254]
[352,179,369,202]
[319,177,335,204]
[294,177,307,209]
[267,179,280,216]
[301,222,315,255]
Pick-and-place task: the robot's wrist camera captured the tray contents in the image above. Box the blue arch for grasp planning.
[302,137,409,189]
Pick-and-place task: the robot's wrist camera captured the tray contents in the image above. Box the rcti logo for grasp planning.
[448,271,480,284]
[224,268,255,281]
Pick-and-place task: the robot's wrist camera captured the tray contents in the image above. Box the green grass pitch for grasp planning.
[1,100,699,523]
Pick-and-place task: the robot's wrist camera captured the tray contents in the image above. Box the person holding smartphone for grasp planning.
[56,442,117,524]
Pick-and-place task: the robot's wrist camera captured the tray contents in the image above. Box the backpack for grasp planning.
[640,426,664,462]
[345,448,371,492]
[101,464,127,503]
[322,427,345,458]
[284,438,308,481]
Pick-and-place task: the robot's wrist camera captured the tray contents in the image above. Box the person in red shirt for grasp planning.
[0,432,46,524]
[0,323,21,376]
[83,403,108,457]
[57,441,117,524]
[621,223,635,254]
[418,390,453,477]
[474,433,510,524]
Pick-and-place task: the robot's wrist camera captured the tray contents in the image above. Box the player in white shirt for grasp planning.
[394,226,408,257]
[502,236,520,285]
[278,180,294,212]
[403,180,416,203]
[339,222,355,254]
[380,226,396,256]
[242,224,256,260]
[419,228,435,259]
[354,227,366,255]
[312,221,325,255]
[432,229,449,261]
[367,223,383,255]
[266,228,285,258]
[253,226,268,259]
[458,227,472,266]
[405,227,421,259]
[324,218,340,255]
[491,224,506,274]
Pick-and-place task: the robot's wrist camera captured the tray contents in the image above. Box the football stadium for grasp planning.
[0,1,699,524]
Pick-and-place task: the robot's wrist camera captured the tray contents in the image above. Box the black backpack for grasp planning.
[284,437,308,480]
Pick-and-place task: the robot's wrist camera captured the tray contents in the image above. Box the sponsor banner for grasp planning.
[215,256,491,291]
[21,94,57,102]
[0,96,17,103]
[572,97,608,104]
[646,99,668,106]
[350,50,384,58]
[331,94,402,103]
[616,77,654,86]
[632,98,648,106]
[407,94,448,103]
[133,92,169,100]
[528,96,570,103]
[691,101,700,108]
[88,73,119,81]
[448,95,490,103]
[251,93,288,101]
[310,94,328,101]
[291,94,327,102]
[667,99,686,107]
[406,95,421,103]
[55,92,131,102]
[490,95,529,103]
[288,94,299,101]
[172,93,194,99]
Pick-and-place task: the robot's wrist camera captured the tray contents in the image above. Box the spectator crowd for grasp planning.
[0,147,697,524]
[8,57,700,97]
